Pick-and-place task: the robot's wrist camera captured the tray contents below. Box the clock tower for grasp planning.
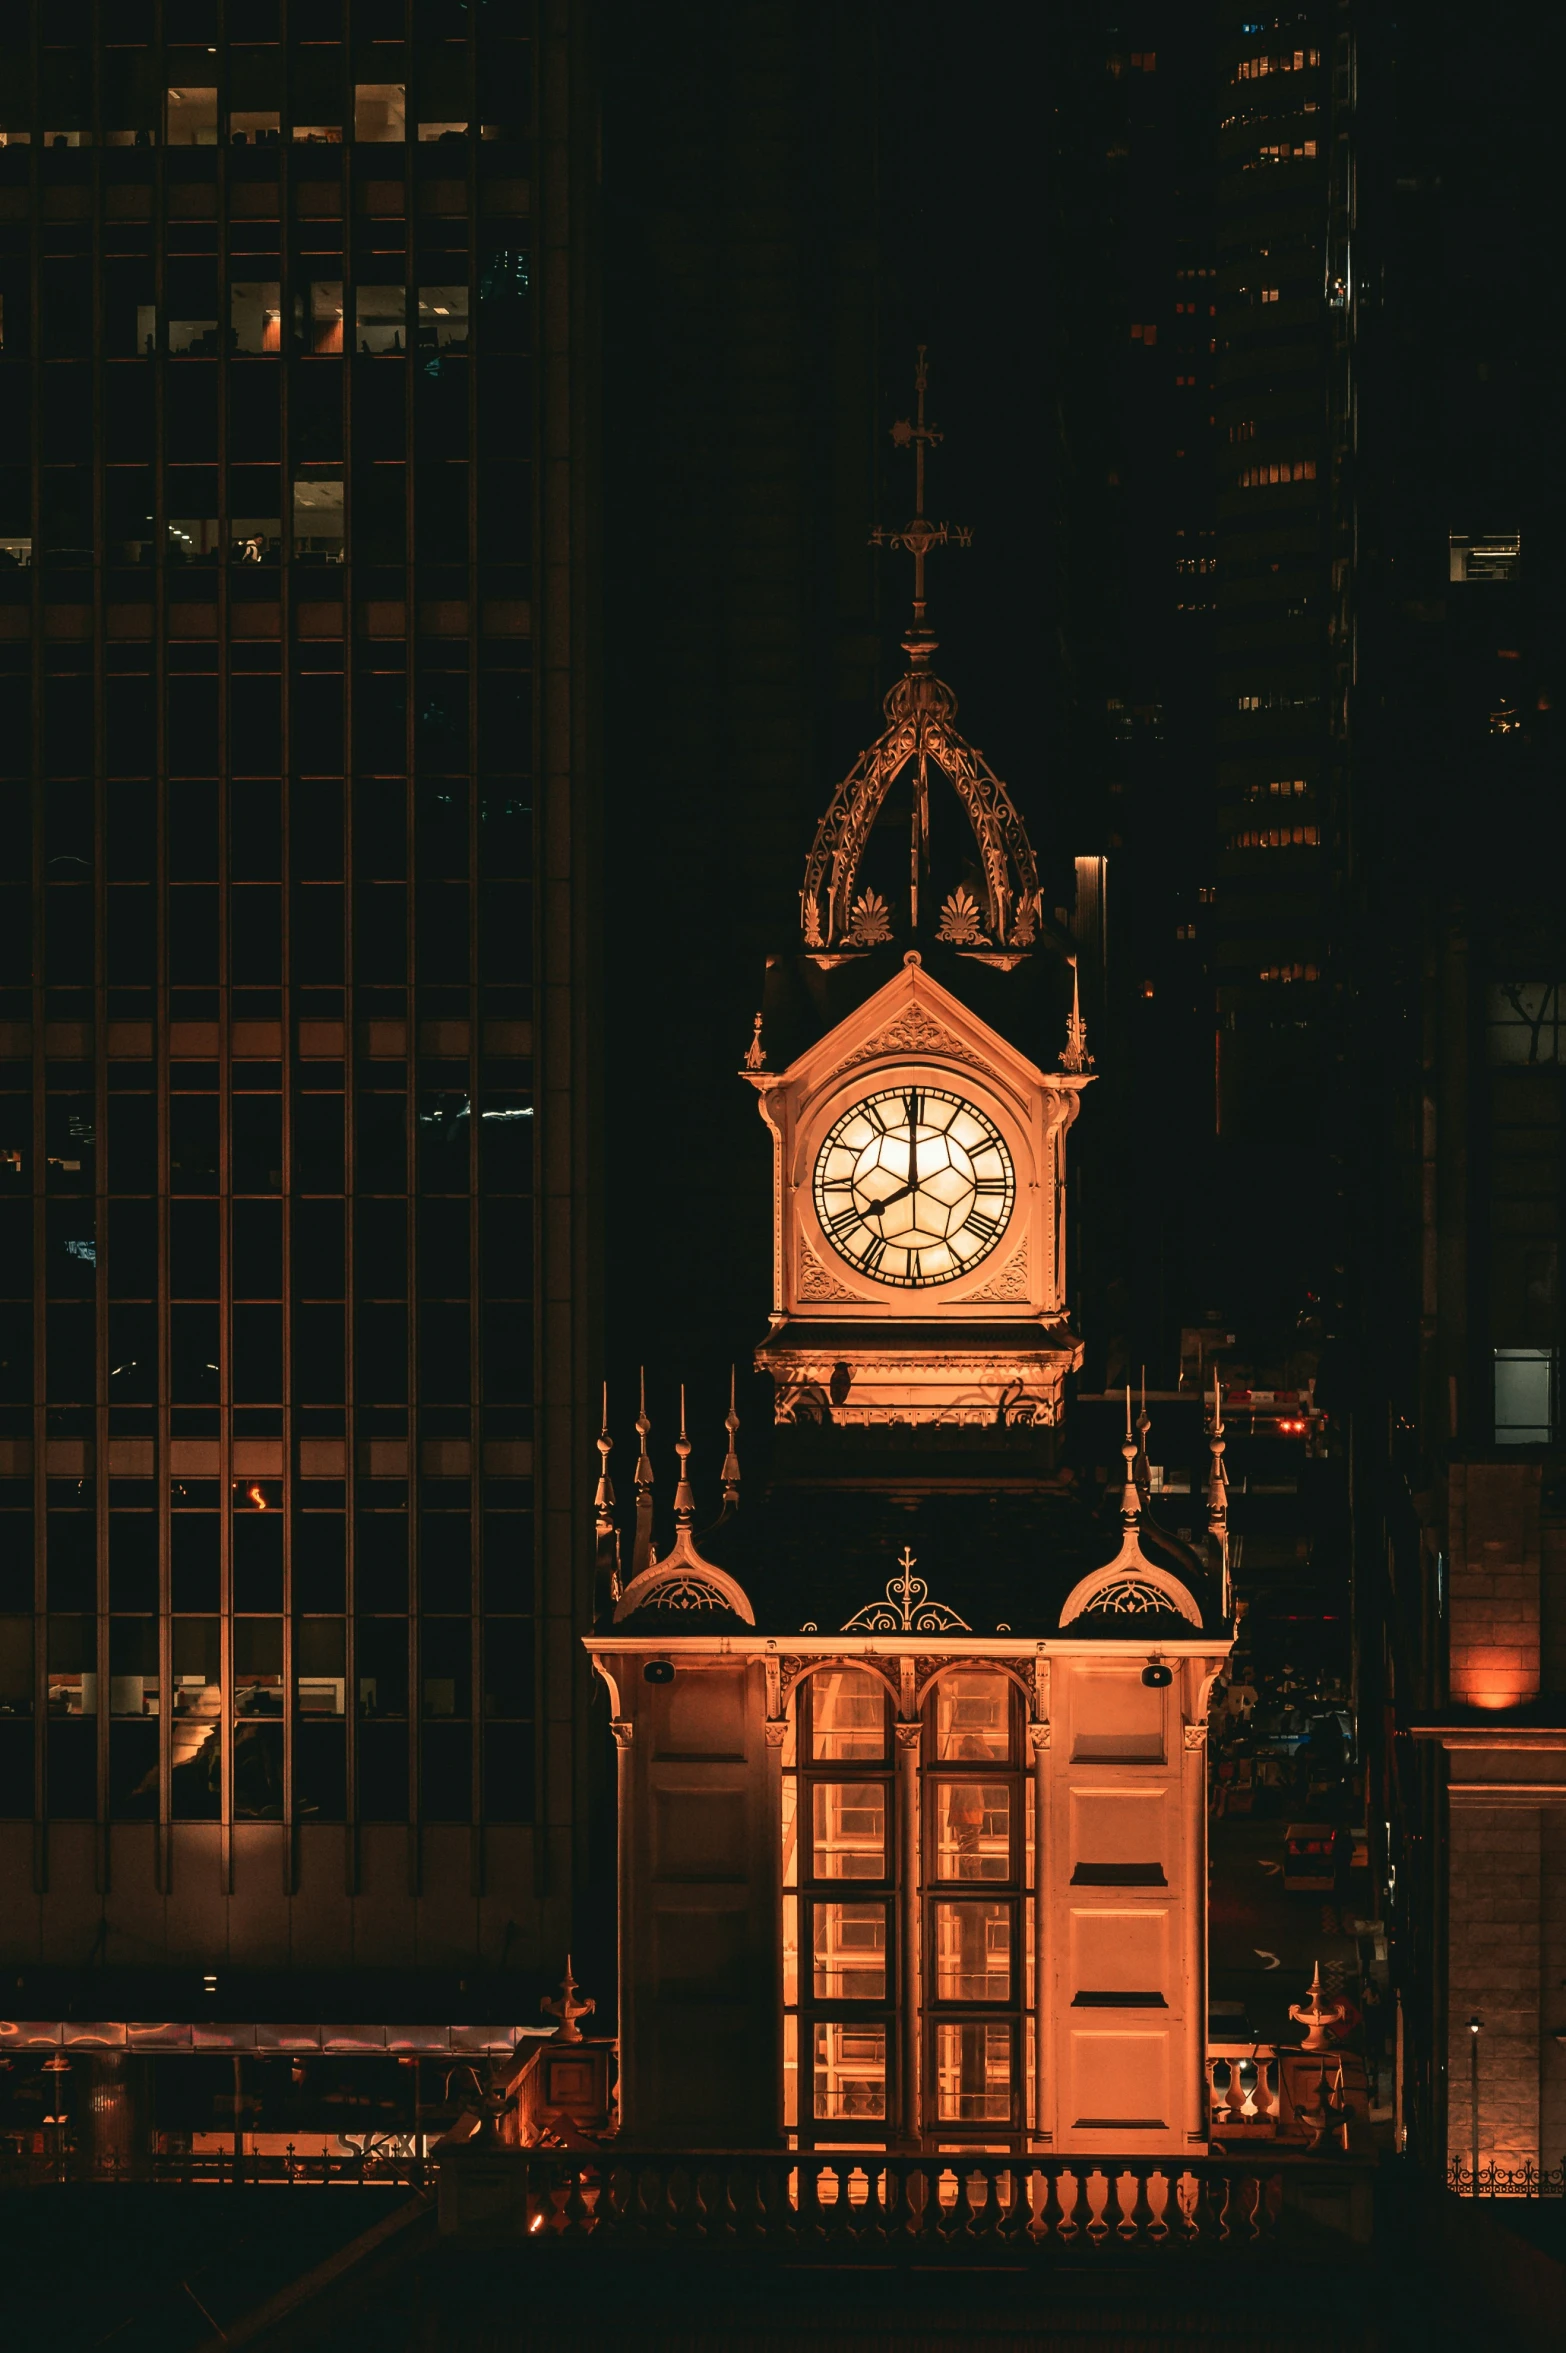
[586,360,1231,2166]
[744,349,1092,1430]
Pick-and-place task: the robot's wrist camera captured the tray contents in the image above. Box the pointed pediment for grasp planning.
[771,953,1054,1118]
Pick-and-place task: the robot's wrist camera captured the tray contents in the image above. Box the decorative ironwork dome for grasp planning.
[798,352,1043,965]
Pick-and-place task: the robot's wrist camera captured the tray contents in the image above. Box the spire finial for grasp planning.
[541,1954,596,2046]
[1120,1383,1141,1525]
[594,1382,616,1536]
[720,1366,741,1506]
[1060,956,1094,1073]
[673,1384,696,1528]
[632,1369,656,1577]
[634,1369,652,1493]
[1208,1366,1232,1618]
[742,1011,766,1072]
[870,347,972,667]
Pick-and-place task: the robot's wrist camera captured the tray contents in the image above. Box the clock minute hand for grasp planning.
[904,1090,920,1198]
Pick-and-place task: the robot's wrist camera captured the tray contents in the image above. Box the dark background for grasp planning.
[599,4,1088,1479]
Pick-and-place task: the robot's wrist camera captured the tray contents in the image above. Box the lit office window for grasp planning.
[1488,983,1566,1066]
[1494,1350,1553,1445]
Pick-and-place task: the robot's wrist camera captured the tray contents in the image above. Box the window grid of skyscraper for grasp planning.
[0,6,547,1918]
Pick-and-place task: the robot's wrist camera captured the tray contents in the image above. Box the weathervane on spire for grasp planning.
[870,347,972,662]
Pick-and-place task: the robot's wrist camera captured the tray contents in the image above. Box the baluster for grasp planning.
[1181,2165,1214,2244]
[600,2159,628,2239]
[1060,2166,1090,2245]
[797,2154,825,2244]
[676,2162,705,2242]
[1210,2166,1234,2241]
[1246,2167,1272,2243]
[1094,2167,1117,2247]
[562,2162,592,2237]
[1125,2163,1156,2244]
[1210,2058,1230,2135]
[988,2163,1010,2240]
[721,2160,751,2243]
[957,2163,984,2239]
[1038,2161,1066,2244]
[750,2160,775,2241]
[994,2161,1024,2243]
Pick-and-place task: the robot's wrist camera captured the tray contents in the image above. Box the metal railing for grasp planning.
[449,2148,1369,2253]
[1446,2157,1565,2199]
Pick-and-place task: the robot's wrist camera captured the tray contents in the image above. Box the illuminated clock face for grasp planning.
[812,1085,1016,1289]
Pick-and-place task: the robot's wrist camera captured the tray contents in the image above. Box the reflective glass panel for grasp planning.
[933,1781,1010,1881]
[782,1891,798,2008]
[810,1781,886,1880]
[812,2021,886,2120]
[781,1768,798,1887]
[933,1671,1010,1760]
[934,1900,1011,2000]
[812,1901,887,1999]
[811,1666,886,1761]
[935,2021,1012,2122]
[109,1617,159,1716]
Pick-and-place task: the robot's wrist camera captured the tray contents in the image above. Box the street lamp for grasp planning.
[1467,2016,1482,2194]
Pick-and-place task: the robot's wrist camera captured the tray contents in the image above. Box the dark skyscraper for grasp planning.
[0,1,599,2101]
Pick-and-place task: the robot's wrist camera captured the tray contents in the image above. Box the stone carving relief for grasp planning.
[827,1003,1001,1086]
[966,1238,1030,1303]
[796,1237,858,1303]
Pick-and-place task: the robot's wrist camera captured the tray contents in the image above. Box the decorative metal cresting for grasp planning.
[799,349,1043,959]
[1089,1579,1178,1617]
[842,1545,971,1634]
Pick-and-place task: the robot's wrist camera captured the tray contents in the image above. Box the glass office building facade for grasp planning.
[0,3,596,2007]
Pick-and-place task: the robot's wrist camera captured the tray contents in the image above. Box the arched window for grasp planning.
[782,1666,894,2142]
[923,1671,1029,2145]
[781,1661,1034,2151]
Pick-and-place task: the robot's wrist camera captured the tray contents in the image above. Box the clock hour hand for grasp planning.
[863,1180,914,1222]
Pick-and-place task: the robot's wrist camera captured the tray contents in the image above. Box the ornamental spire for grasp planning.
[673,1385,696,1529]
[1060,958,1094,1073]
[1208,1369,1232,1618]
[592,1384,622,1617]
[1135,1366,1152,1499]
[593,1382,615,1536]
[720,1367,742,1508]
[869,344,972,669]
[1119,1383,1142,1526]
[632,1369,655,1577]
[798,354,1042,962]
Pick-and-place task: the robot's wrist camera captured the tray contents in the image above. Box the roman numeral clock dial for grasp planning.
[812,1085,1016,1289]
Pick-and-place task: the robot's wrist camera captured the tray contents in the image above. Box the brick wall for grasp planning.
[1542,1807,1566,2173]
[1448,1461,1542,1708]
[1446,1801,1541,2170]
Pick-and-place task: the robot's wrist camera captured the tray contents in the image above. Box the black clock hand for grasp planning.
[863,1180,914,1222]
[904,1089,920,1198]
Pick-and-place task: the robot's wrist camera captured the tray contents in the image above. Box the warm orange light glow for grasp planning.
[249,1485,267,1509]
